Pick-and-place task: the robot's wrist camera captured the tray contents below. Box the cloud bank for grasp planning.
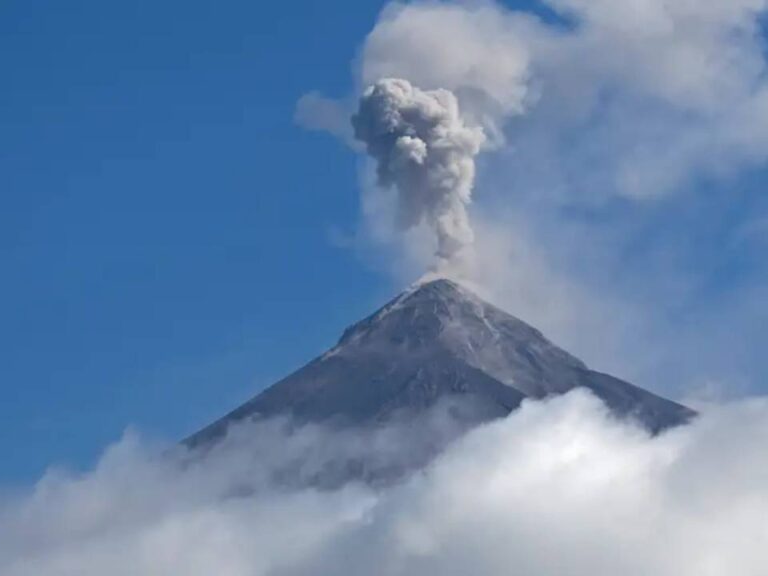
[3,391,768,575]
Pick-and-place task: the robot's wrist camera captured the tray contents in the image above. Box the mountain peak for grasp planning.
[336,277,476,348]
[186,280,694,450]
[335,278,586,395]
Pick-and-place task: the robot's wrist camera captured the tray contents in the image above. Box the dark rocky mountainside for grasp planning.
[187,279,693,449]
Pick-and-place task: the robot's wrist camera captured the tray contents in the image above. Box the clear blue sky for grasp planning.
[1,0,412,484]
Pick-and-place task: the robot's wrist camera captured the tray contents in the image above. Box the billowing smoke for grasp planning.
[352,78,486,270]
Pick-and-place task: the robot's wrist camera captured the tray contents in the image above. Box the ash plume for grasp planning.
[352,78,486,270]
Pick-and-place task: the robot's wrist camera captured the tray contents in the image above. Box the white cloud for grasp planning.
[3,392,768,575]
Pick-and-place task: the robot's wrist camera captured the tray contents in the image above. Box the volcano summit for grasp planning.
[187,279,693,449]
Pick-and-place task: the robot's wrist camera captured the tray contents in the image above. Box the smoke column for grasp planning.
[352,78,486,270]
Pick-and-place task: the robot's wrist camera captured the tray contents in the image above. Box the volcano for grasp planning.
[186,279,693,450]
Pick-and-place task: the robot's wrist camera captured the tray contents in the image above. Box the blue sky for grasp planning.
[4,0,768,486]
[1,0,403,484]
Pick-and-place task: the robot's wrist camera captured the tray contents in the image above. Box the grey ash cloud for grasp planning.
[352,78,486,270]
